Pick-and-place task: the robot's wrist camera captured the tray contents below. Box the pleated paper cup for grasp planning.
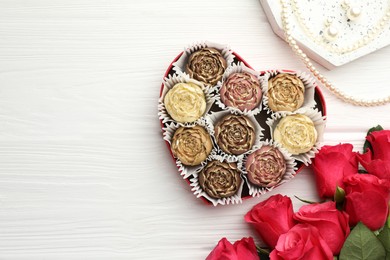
[214,62,267,116]
[266,107,326,165]
[173,41,235,87]
[158,74,214,126]
[263,70,316,114]
[240,139,297,197]
[190,154,244,206]
[162,117,217,179]
[207,110,264,160]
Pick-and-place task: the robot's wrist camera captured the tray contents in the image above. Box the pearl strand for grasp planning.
[280,0,390,106]
[291,0,390,54]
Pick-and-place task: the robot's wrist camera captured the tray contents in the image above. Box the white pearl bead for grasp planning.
[324,25,339,41]
[347,7,362,21]
[325,17,333,26]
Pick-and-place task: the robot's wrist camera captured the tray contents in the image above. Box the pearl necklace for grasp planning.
[280,0,390,106]
[291,0,390,54]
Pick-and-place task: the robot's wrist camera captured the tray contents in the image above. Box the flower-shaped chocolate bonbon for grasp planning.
[164,82,206,123]
[185,47,227,86]
[171,125,213,166]
[245,146,286,187]
[268,73,305,112]
[220,72,262,111]
[273,114,317,155]
[215,114,256,155]
[199,160,242,199]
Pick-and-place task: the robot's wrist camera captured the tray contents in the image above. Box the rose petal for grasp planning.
[233,237,260,260]
[345,190,389,230]
[312,144,357,198]
[367,130,390,161]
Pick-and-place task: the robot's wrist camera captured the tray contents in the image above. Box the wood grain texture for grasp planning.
[0,0,389,259]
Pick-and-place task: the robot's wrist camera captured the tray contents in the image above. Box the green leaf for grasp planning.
[256,246,270,260]
[339,222,386,260]
[378,224,390,259]
[363,125,384,153]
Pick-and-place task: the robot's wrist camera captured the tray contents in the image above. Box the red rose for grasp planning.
[269,224,333,260]
[206,237,260,260]
[357,130,390,180]
[367,130,390,160]
[293,201,350,254]
[344,174,390,200]
[358,152,390,180]
[244,194,295,248]
[343,174,390,230]
[312,144,358,199]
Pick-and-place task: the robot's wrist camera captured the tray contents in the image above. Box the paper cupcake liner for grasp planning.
[262,70,317,114]
[266,107,326,165]
[207,110,264,161]
[214,62,267,116]
[158,74,215,127]
[162,117,217,179]
[239,139,297,197]
[190,154,244,206]
[172,41,235,87]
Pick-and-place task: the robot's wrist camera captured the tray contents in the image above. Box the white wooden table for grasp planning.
[0,0,389,259]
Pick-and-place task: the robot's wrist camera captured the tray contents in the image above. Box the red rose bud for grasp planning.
[344,174,390,200]
[206,237,260,260]
[244,194,295,248]
[357,130,390,180]
[312,144,358,199]
[367,130,390,161]
[294,201,350,254]
[343,174,390,230]
[334,186,346,204]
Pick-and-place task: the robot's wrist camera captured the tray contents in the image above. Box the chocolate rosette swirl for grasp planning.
[245,146,286,187]
[199,160,242,199]
[215,114,256,155]
[171,125,213,166]
[164,82,206,123]
[268,73,305,112]
[185,47,227,86]
[273,114,317,155]
[220,72,262,112]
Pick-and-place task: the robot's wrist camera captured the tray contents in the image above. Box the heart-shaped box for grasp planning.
[159,44,327,206]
